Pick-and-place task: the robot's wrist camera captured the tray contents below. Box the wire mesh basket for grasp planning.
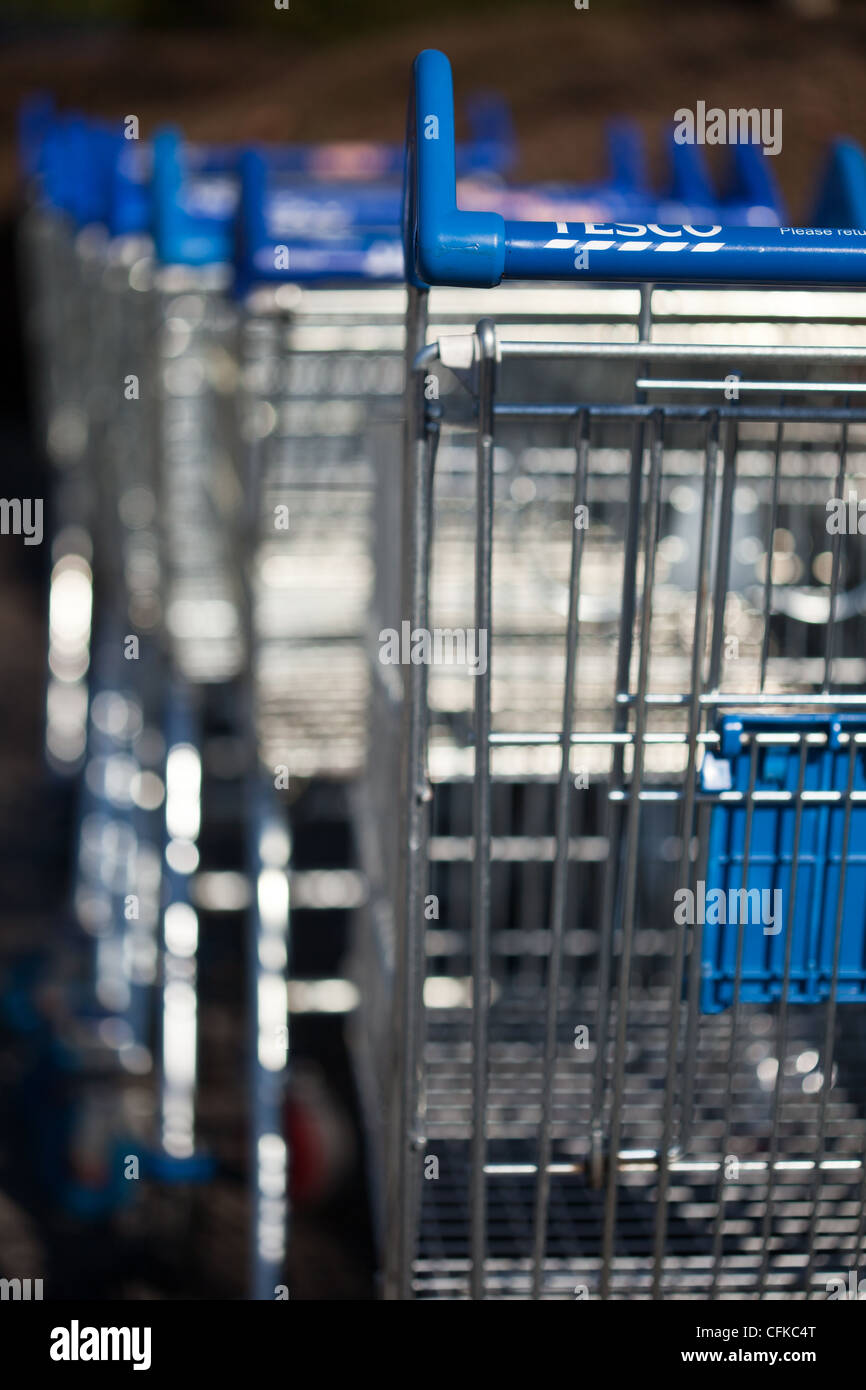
[364,49,866,1301]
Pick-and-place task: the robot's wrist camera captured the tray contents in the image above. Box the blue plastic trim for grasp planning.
[237,147,405,288]
[405,50,866,286]
[266,180,403,237]
[502,219,866,283]
[667,132,716,212]
[41,117,91,222]
[108,136,151,237]
[700,713,866,1012]
[143,1150,216,1184]
[37,117,117,228]
[605,120,650,198]
[725,140,785,224]
[461,90,515,174]
[155,113,508,273]
[408,49,505,288]
[22,108,147,233]
[17,93,55,182]
[811,138,866,230]
[78,124,118,228]
[152,128,236,266]
[248,95,513,180]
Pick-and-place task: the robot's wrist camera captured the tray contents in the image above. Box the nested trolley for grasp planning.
[364,49,866,1299]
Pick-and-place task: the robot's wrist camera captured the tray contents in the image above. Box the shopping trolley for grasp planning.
[18,111,275,1223]
[235,130,752,831]
[14,113,174,1216]
[285,137,793,1254]
[147,119,522,1294]
[368,48,866,1300]
[14,96,515,1287]
[234,131,736,1277]
[148,118,524,1289]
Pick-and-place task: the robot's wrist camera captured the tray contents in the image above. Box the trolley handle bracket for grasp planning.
[404,49,505,289]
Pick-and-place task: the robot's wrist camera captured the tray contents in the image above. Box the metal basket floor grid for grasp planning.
[413,992,866,1298]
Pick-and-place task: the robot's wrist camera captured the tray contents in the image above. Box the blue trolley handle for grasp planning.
[406,49,866,288]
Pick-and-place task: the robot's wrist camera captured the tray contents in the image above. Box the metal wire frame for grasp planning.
[241,281,682,779]
[18,213,166,1041]
[347,282,699,1289]
[12,209,174,1210]
[19,208,101,775]
[147,262,296,1297]
[227,277,670,1295]
[19,210,293,1279]
[383,279,866,1299]
[239,284,406,782]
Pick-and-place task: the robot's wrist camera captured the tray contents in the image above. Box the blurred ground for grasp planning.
[2,3,866,218]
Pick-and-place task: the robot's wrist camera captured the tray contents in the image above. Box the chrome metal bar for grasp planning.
[590,285,653,1196]
[678,422,740,1155]
[636,378,866,394]
[531,410,589,1299]
[600,413,664,1299]
[758,417,784,693]
[757,738,809,1297]
[494,403,866,425]
[385,284,433,1301]
[707,420,738,695]
[708,738,761,1299]
[621,694,866,708]
[483,1155,866,1176]
[803,739,858,1294]
[470,318,497,1301]
[499,341,866,363]
[652,414,719,1297]
[823,417,850,693]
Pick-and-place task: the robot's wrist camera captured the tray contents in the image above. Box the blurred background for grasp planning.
[1,0,865,1301]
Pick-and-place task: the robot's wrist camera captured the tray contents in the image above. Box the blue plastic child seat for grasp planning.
[700,713,866,1012]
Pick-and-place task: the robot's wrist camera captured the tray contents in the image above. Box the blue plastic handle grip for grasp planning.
[17,93,55,182]
[153,129,237,265]
[406,49,866,288]
[728,140,784,221]
[811,138,866,230]
[406,48,506,287]
[238,149,411,286]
